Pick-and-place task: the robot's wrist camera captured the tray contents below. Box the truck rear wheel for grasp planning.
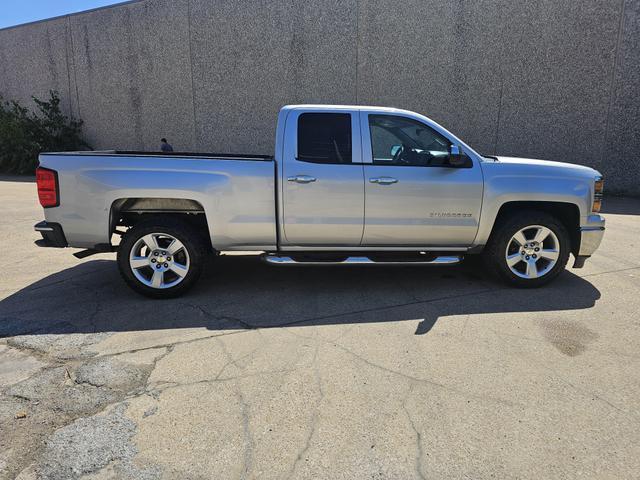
[483,211,570,288]
[117,218,206,298]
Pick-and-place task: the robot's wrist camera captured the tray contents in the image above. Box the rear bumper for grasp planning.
[34,221,68,248]
[578,214,605,256]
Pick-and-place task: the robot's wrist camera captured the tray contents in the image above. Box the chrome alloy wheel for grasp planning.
[129,233,190,289]
[505,225,560,280]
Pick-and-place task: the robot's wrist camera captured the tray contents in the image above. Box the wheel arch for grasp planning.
[487,201,580,254]
[110,198,214,252]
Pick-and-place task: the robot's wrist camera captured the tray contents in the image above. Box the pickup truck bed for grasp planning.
[37,151,279,250]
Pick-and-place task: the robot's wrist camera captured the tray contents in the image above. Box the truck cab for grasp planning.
[276,105,483,249]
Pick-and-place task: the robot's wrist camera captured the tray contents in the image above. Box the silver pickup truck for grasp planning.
[34,105,605,298]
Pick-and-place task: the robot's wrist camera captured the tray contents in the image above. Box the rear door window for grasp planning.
[297,113,352,164]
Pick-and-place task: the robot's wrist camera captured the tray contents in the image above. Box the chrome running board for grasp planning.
[261,254,462,266]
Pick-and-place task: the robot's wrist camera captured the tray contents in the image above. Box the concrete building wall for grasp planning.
[0,0,638,194]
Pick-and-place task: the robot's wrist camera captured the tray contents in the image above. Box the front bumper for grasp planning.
[34,221,68,248]
[578,214,605,256]
[573,214,605,268]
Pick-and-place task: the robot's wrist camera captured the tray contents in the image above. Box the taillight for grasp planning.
[36,167,59,208]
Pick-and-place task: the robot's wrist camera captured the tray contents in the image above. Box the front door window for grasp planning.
[369,114,452,167]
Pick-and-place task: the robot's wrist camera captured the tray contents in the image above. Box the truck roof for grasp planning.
[281,104,415,115]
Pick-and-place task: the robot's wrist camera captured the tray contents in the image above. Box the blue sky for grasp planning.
[0,1,128,29]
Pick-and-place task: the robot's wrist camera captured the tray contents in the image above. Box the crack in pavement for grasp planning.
[214,347,261,381]
[541,364,639,422]
[146,367,308,397]
[178,301,260,333]
[579,265,640,278]
[329,340,520,408]
[91,329,251,360]
[214,335,254,479]
[288,344,324,479]
[402,384,427,480]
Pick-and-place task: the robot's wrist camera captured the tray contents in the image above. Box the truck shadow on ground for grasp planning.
[0,256,600,338]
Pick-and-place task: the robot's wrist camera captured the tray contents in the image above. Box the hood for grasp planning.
[489,156,601,177]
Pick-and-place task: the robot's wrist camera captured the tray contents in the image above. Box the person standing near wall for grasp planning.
[160,138,174,152]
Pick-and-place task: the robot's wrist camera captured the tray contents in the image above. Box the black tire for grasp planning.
[117,218,206,298]
[482,210,571,288]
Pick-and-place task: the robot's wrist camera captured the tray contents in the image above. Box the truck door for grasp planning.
[360,112,483,246]
[280,110,365,246]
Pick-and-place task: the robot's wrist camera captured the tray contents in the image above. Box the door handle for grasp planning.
[369,177,398,185]
[288,175,317,184]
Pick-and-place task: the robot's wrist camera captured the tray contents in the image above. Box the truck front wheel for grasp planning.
[117,218,206,298]
[483,211,570,288]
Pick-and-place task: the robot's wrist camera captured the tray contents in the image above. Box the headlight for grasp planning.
[593,176,603,213]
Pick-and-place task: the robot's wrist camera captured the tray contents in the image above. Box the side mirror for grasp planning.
[448,145,471,168]
[390,145,401,157]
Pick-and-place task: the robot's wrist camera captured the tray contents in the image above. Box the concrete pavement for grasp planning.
[1,177,639,479]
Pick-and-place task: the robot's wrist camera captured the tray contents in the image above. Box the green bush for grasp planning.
[0,91,91,174]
